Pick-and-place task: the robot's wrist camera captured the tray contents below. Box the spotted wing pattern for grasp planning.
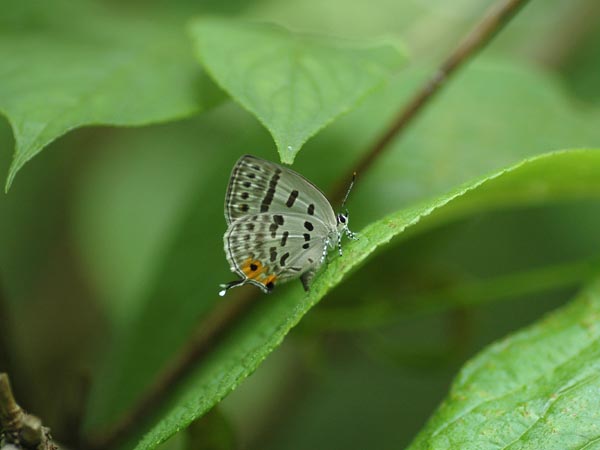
[224,212,330,292]
[224,155,336,228]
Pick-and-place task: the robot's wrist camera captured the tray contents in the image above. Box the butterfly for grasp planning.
[219,155,357,296]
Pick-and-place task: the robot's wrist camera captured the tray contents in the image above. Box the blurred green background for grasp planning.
[1,0,600,449]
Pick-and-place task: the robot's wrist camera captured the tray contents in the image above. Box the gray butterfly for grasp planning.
[219,155,357,296]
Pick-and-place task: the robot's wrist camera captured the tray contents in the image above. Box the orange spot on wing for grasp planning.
[264,274,277,286]
[241,259,267,279]
[241,259,277,289]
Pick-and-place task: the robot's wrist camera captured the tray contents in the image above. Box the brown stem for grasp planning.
[0,373,24,433]
[86,0,531,447]
[0,373,58,450]
[331,0,531,202]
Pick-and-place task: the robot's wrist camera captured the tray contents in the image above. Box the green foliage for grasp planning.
[408,278,600,450]
[1,1,600,450]
[189,18,405,163]
[0,0,222,189]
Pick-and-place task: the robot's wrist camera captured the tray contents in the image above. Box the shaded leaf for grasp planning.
[189,18,405,163]
[186,408,236,450]
[73,119,230,325]
[0,0,222,189]
[407,276,600,450]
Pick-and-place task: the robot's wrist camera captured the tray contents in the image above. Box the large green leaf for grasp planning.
[188,18,405,163]
[0,0,222,189]
[72,118,236,326]
[407,275,600,450]
[129,149,600,450]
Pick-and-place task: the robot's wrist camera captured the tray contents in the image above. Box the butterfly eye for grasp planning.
[337,213,347,224]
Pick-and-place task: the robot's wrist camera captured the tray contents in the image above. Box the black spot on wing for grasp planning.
[280,252,290,266]
[273,214,284,225]
[270,247,277,262]
[302,243,310,249]
[307,204,315,215]
[243,181,251,188]
[260,168,282,213]
[241,192,249,200]
[269,223,278,237]
[286,190,299,207]
[304,221,314,231]
[280,231,289,246]
[303,233,310,241]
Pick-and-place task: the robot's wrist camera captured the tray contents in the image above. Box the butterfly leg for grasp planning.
[338,232,343,256]
[320,238,330,265]
[345,227,359,241]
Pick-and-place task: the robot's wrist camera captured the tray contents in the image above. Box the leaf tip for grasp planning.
[4,151,26,192]
[5,168,16,193]
[278,142,298,165]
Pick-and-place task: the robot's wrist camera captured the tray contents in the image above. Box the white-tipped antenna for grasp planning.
[341,172,357,209]
[218,279,245,297]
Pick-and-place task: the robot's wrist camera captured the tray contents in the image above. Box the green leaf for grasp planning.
[0,0,222,190]
[188,18,405,163]
[128,148,600,450]
[73,121,223,325]
[406,275,600,450]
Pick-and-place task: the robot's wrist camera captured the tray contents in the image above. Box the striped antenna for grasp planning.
[341,172,357,210]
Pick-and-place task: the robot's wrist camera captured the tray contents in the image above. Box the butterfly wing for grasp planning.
[224,155,336,228]
[224,212,329,292]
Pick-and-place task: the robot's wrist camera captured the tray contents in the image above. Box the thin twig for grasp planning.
[332,0,531,202]
[86,0,531,447]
